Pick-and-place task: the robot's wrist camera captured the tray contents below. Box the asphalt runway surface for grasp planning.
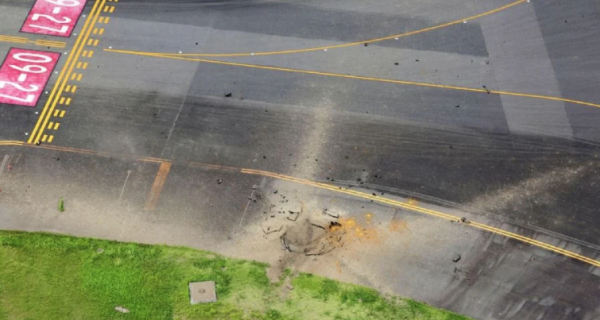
[1,0,600,319]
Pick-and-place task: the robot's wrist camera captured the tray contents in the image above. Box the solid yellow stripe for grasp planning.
[31,0,106,144]
[107,49,600,109]
[148,0,527,57]
[239,168,600,267]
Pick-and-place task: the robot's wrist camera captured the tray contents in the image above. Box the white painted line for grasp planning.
[52,7,61,14]
[18,74,27,82]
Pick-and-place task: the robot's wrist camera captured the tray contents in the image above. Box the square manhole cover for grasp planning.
[189,281,217,304]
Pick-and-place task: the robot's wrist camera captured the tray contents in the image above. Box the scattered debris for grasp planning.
[217,179,222,184]
[263,225,283,234]
[455,105,460,108]
[323,209,340,218]
[460,217,469,223]
[364,43,369,47]
[483,85,490,94]
[224,93,232,98]
[394,62,399,65]
[453,254,461,262]
[115,306,130,313]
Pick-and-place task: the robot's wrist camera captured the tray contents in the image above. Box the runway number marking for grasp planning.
[21,0,88,37]
[0,48,60,107]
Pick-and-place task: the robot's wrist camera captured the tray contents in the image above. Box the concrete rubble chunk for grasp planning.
[453,254,461,262]
[189,281,217,304]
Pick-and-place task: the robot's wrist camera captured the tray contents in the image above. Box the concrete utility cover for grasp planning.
[189,281,217,304]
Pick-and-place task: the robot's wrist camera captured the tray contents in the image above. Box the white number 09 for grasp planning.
[44,0,81,7]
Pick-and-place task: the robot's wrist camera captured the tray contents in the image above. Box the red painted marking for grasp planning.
[0,48,60,107]
[21,0,88,37]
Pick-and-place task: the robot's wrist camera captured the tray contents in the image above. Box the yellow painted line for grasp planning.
[54,123,60,130]
[107,49,600,110]
[59,97,66,104]
[238,168,600,267]
[93,28,98,35]
[29,0,106,144]
[48,122,54,129]
[65,85,72,92]
[148,0,527,58]
[65,98,71,106]
[48,135,54,143]
[41,135,48,142]
[93,39,99,46]
[0,35,28,42]
[53,110,60,117]
[98,17,104,23]
[82,50,89,57]
[76,74,83,81]
[60,110,65,118]
[4,140,598,267]
[71,85,78,93]
[70,73,77,81]
[144,162,172,210]
[88,50,94,58]
[109,6,115,13]
[87,38,94,46]
[99,28,105,35]
[0,35,67,48]
[76,62,82,69]
[0,141,24,146]
[103,17,110,24]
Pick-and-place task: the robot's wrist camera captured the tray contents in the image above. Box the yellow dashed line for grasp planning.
[65,85,72,93]
[88,51,94,58]
[76,74,83,81]
[109,6,115,13]
[53,123,60,130]
[28,0,106,145]
[59,97,65,104]
[41,135,48,142]
[71,85,77,93]
[53,110,60,117]
[60,110,65,118]
[87,38,94,46]
[93,28,98,35]
[48,122,54,129]
[93,39,99,46]
[99,28,105,35]
[65,98,71,106]
[48,135,54,143]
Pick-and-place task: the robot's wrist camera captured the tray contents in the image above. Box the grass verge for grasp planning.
[0,231,470,320]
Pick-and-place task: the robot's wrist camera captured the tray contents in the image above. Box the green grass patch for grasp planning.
[0,231,471,320]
